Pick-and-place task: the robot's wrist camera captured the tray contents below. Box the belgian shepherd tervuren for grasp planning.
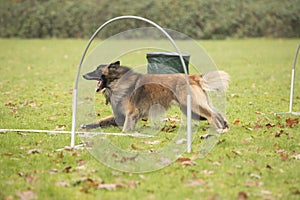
[82,61,230,133]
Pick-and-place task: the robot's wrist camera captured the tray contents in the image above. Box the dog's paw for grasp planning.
[80,124,88,129]
[80,123,100,130]
[217,127,229,134]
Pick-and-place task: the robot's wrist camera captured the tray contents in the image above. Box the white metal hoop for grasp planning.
[277,43,300,116]
[71,16,193,152]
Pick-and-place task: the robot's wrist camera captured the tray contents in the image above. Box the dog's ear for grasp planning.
[112,61,120,66]
[108,61,120,70]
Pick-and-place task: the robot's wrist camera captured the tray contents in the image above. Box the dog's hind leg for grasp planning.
[188,105,229,133]
[81,115,117,129]
[179,85,229,133]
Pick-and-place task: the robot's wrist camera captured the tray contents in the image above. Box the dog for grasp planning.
[81,61,230,133]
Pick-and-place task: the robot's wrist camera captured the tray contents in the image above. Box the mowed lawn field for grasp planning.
[0,38,299,200]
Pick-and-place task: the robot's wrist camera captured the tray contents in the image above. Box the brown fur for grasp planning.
[82,61,230,133]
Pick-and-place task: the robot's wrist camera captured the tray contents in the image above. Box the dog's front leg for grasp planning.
[81,115,117,129]
[122,111,139,132]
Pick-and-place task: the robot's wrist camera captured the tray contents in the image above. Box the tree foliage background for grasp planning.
[0,0,299,39]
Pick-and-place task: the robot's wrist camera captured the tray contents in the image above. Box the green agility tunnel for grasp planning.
[147,52,190,74]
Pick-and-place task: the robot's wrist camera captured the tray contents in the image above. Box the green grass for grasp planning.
[0,38,300,200]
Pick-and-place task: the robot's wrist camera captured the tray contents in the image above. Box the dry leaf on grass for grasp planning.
[201,169,214,175]
[25,175,39,183]
[286,117,299,128]
[131,144,144,150]
[250,173,261,179]
[55,124,66,131]
[245,180,263,187]
[27,149,41,154]
[98,183,124,190]
[176,157,196,166]
[232,150,242,156]
[16,190,37,200]
[291,154,300,160]
[143,140,161,145]
[56,181,70,187]
[185,178,207,187]
[237,191,248,200]
[233,119,240,125]
[63,166,72,173]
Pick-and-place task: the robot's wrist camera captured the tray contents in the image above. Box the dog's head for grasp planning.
[83,61,130,92]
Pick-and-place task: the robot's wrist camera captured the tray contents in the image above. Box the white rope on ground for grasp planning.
[0,129,155,138]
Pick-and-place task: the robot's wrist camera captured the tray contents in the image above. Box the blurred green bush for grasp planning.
[0,0,299,39]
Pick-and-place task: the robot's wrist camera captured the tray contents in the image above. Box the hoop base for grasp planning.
[276,111,300,116]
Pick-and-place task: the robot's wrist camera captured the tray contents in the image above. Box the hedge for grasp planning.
[0,0,299,39]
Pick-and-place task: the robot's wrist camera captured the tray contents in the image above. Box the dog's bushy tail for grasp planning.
[201,71,230,91]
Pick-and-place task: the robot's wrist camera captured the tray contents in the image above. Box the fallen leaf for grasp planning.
[265,123,275,129]
[235,165,242,169]
[266,164,273,169]
[176,157,191,163]
[201,170,214,175]
[5,101,15,106]
[9,107,18,115]
[280,153,289,161]
[125,180,140,189]
[232,150,242,156]
[119,154,139,163]
[18,172,24,177]
[72,152,81,157]
[16,190,37,200]
[291,153,300,160]
[275,149,286,153]
[22,100,28,106]
[237,191,248,200]
[47,117,56,121]
[131,143,143,150]
[286,117,299,128]
[27,149,41,154]
[63,166,72,173]
[176,157,196,166]
[185,178,207,187]
[28,101,36,108]
[139,174,147,180]
[77,159,86,166]
[4,152,13,156]
[98,183,123,190]
[25,175,39,183]
[275,130,284,137]
[17,132,27,136]
[233,119,240,125]
[56,181,70,187]
[253,123,262,130]
[143,140,161,145]
[57,151,64,159]
[49,169,58,174]
[55,124,66,131]
[261,190,272,197]
[76,165,86,170]
[212,161,221,166]
[250,173,261,179]
[245,180,263,187]
[255,111,270,120]
[241,138,252,144]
